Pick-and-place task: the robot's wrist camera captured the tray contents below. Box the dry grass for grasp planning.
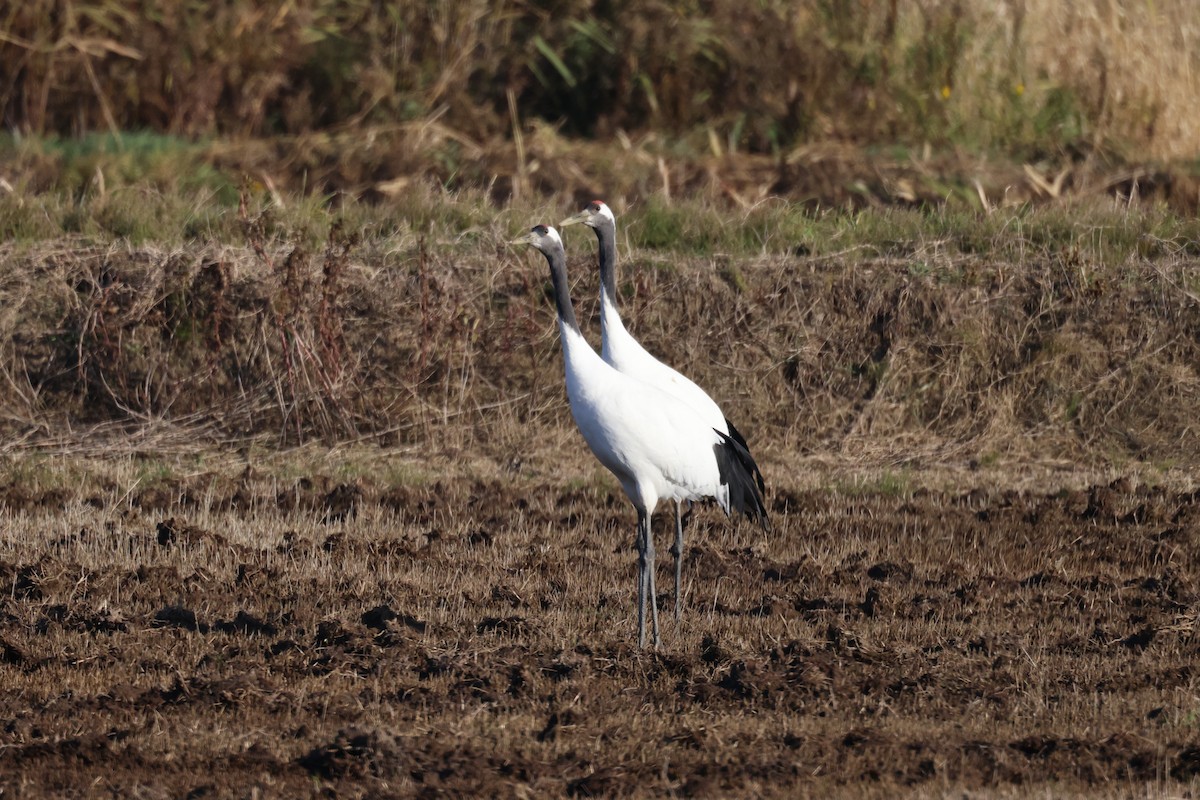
[1018,0,1200,161]
[2,1,1198,162]
[0,194,1198,477]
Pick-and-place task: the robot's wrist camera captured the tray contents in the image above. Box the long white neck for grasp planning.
[594,219,637,366]
[600,282,634,363]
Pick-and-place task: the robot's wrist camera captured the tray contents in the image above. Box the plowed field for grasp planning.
[2,464,1198,797]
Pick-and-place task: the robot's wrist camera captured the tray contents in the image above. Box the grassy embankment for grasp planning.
[0,0,1199,486]
[1,143,1199,496]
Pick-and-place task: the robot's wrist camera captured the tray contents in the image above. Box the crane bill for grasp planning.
[558,211,589,228]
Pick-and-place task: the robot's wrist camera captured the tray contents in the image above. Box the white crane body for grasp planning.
[599,281,730,433]
[561,321,731,514]
[559,202,768,623]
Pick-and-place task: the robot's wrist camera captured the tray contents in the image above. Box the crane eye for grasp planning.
[532,224,549,235]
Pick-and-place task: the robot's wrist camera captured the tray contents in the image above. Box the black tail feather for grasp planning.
[713,429,770,532]
[723,417,766,495]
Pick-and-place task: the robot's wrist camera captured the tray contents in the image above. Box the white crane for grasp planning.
[559,200,767,619]
[510,224,768,648]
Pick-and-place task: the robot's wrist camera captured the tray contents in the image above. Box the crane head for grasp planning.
[559,200,615,230]
[509,224,564,254]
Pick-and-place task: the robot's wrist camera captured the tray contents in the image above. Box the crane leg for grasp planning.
[636,511,649,649]
[672,500,685,621]
[646,516,661,649]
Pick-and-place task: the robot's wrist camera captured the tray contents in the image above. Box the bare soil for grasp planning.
[1,463,1198,797]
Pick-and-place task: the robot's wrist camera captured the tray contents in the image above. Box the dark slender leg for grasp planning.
[672,500,685,621]
[646,514,660,648]
[636,510,648,649]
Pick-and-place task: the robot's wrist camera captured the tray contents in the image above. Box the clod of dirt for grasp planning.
[700,634,729,664]
[867,561,912,582]
[1109,477,1134,494]
[1011,736,1059,758]
[539,657,577,682]
[566,767,621,798]
[1061,490,1090,516]
[1120,626,1156,650]
[0,635,27,666]
[134,564,180,593]
[762,564,794,581]
[1172,747,1200,780]
[314,619,355,648]
[229,741,278,771]
[752,594,787,617]
[13,563,44,599]
[956,488,988,507]
[156,518,224,548]
[1085,486,1119,519]
[794,596,834,619]
[41,603,128,634]
[1021,572,1055,588]
[535,712,559,742]
[841,728,876,751]
[215,611,278,637]
[1122,504,1149,525]
[51,526,93,548]
[267,639,302,657]
[450,673,497,702]
[152,605,206,633]
[968,636,992,656]
[298,727,404,780]
[477,616,525,635]
[467,529,493,547]
[860,586,882,618]
[136,486,180,512]
[490,584,524,608]
[717,659,778,699]
[361,604,397,630]
[321,482,361,524]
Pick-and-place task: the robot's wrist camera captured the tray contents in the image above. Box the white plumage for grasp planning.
[560,201,767,619]
[511,224,763,648]
[561,201,731,427]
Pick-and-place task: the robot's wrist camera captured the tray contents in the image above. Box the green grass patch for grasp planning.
[2,132,236,200]
[833,469,913,498]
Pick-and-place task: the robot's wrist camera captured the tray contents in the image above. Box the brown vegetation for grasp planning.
[4,1,1199,161]
[0,197,1198,471]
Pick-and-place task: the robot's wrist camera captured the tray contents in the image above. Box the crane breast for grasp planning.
[567,373,723,506]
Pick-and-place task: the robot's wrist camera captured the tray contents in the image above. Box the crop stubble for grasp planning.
[0,463,1198,796]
